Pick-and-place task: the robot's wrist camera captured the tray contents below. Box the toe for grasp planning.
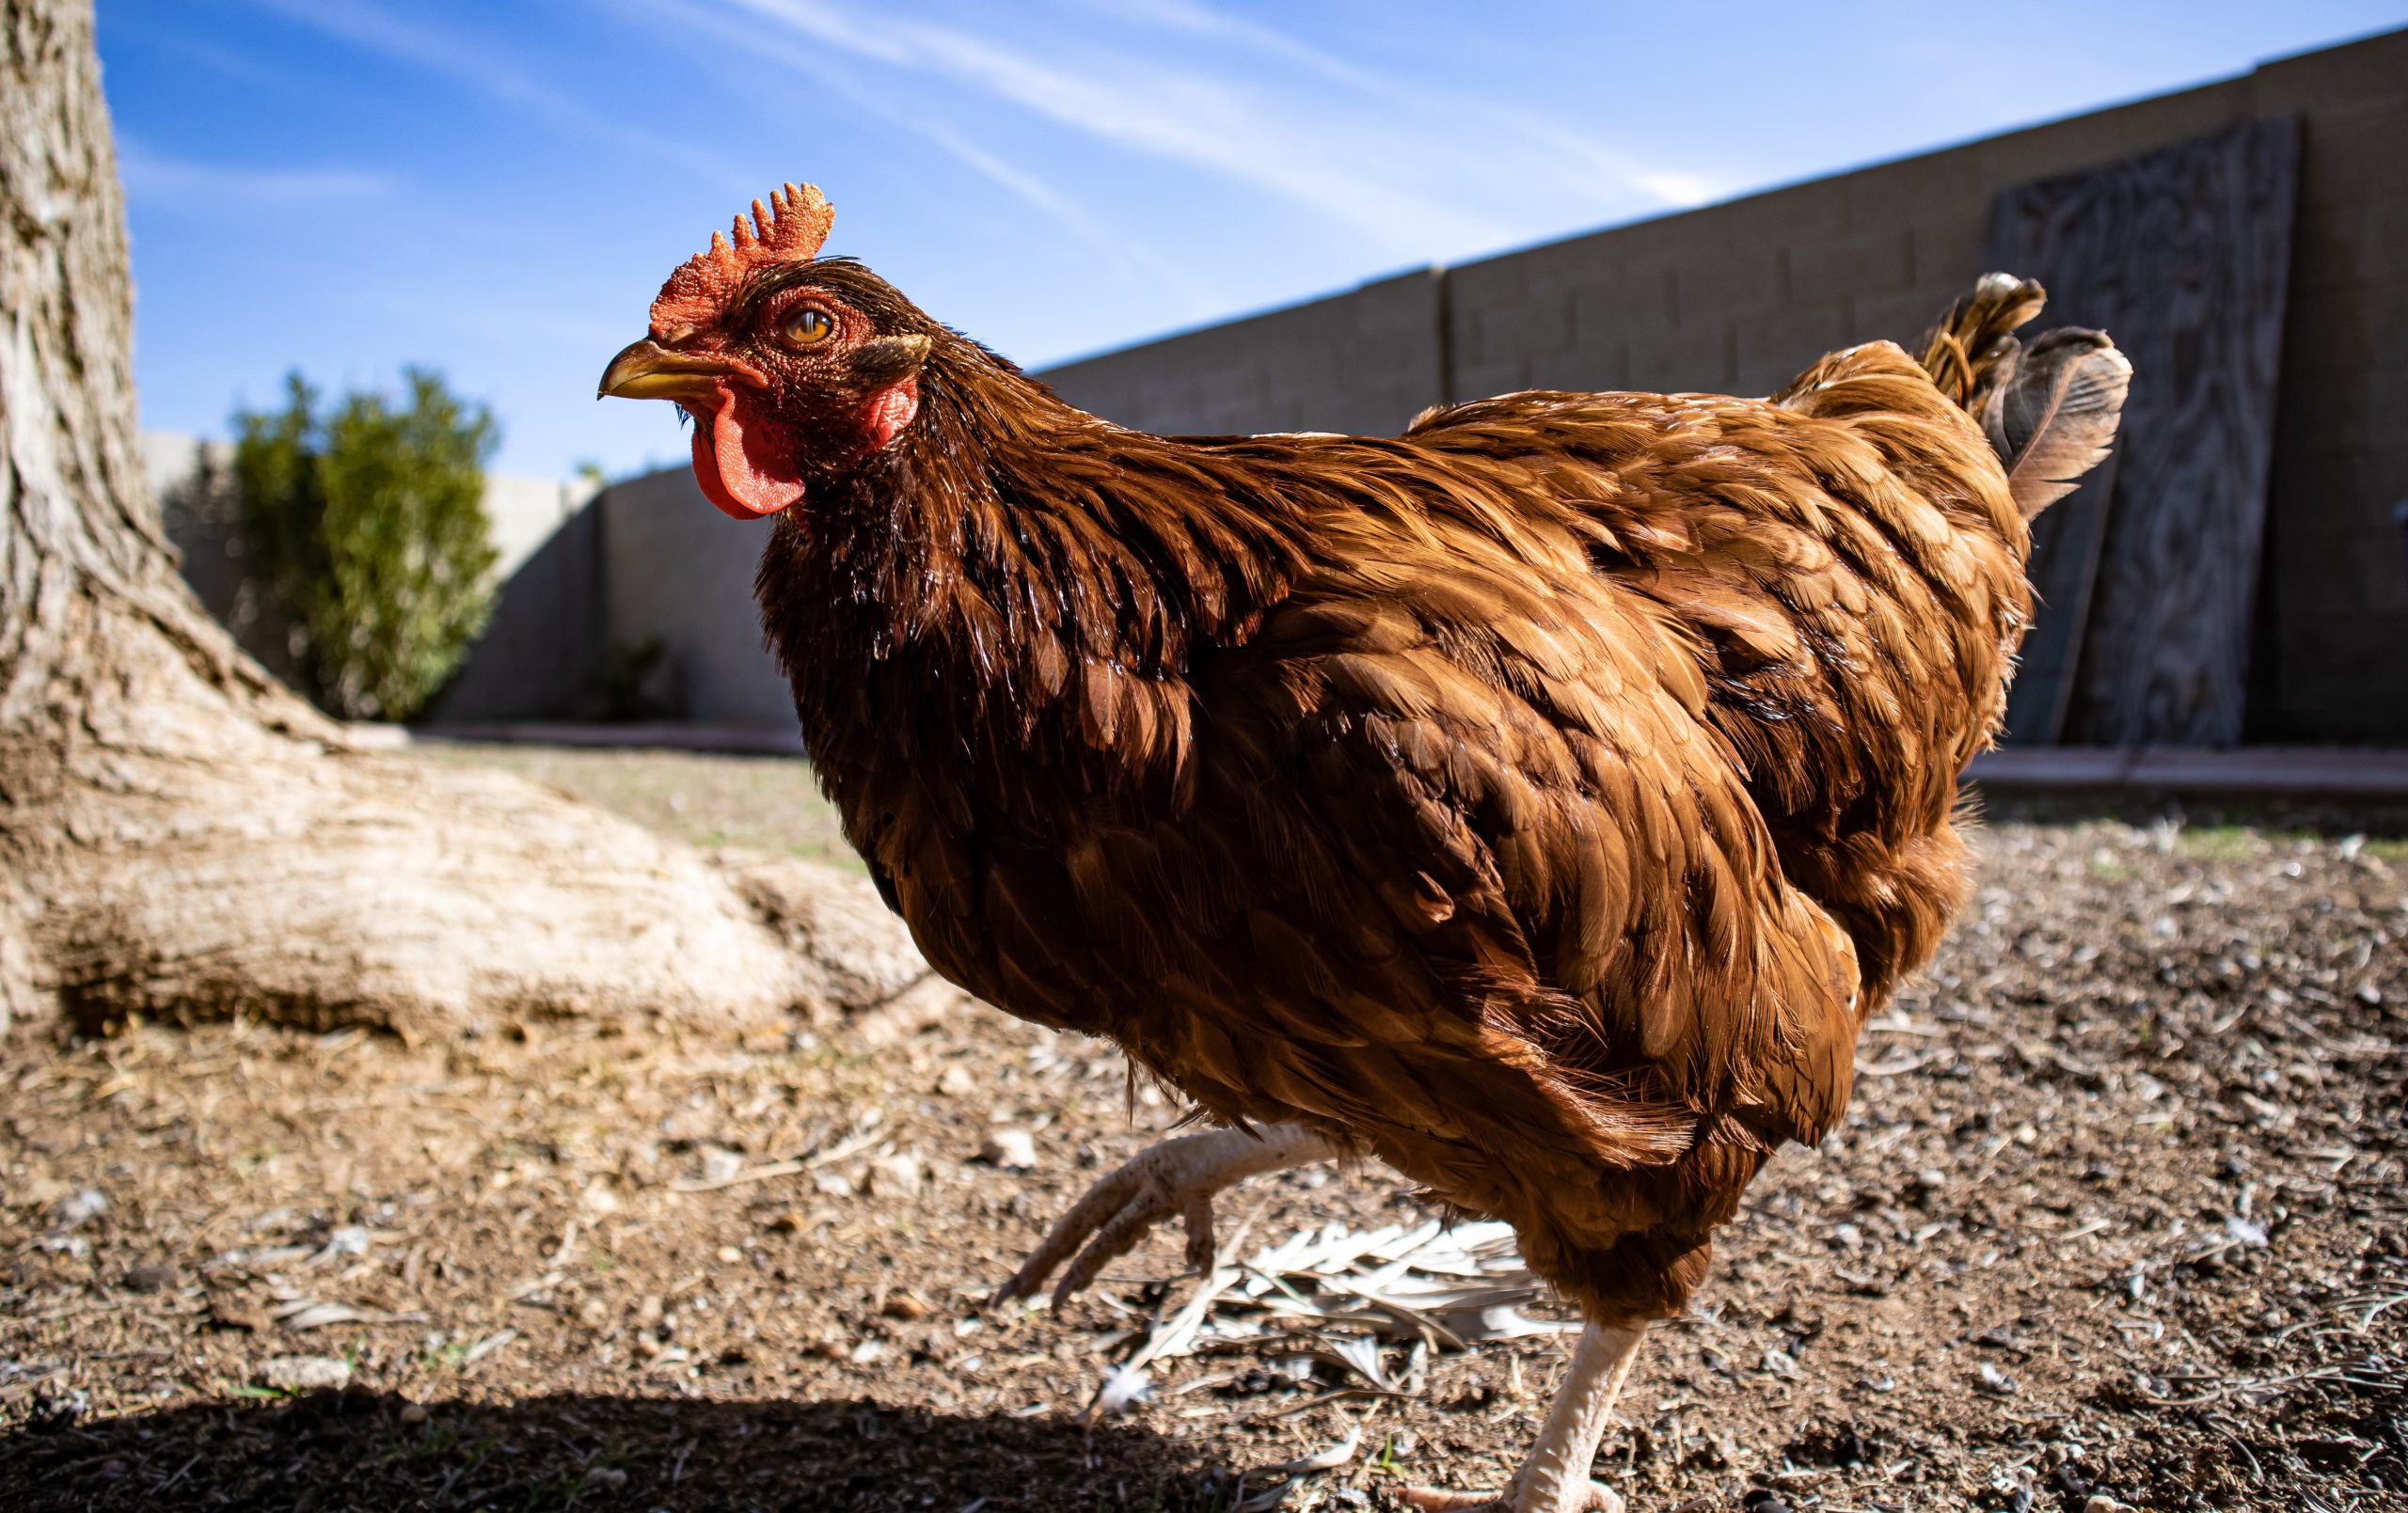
[1397,1489,1506,1512]
[1395,1482,1622,1513]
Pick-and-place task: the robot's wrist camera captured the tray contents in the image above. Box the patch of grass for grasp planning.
[2178,826,2267,861]
[419,1339,474,1374]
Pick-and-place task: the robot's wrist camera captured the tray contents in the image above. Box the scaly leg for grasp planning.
[997,1124,1340,1306]
[1402,1320,1647,1513]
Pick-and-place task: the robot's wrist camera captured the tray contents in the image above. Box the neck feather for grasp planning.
[755,341,1313,804]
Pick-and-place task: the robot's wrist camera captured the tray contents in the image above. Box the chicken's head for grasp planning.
[596,182,932,520]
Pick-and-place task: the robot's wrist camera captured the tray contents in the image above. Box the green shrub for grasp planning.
[230,369,499,721]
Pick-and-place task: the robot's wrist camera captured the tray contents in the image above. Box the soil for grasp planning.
[3,747,2402,1512]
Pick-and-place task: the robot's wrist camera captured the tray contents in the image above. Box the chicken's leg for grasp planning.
[997,1124,1340,1305]
[1401,1320,1645,1513]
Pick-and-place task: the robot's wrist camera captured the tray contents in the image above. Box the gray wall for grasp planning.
[598,469,794,727]
[1040,27,2408,744]
[423,499,607,722]
[424,465,791,729]
[1039,269,1446,437]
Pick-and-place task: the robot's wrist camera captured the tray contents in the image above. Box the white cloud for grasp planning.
[118,141,393,205]
[237,0,746,190]
[711,0,1732,261]
[610,0,1211,307]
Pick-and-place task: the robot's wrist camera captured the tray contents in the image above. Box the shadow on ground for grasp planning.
[0,1389,1224,1512]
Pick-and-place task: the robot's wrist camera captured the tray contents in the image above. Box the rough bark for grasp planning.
[0,0,925,1038]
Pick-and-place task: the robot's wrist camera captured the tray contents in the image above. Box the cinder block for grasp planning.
[2294,103,2408,265]
[1735,302,1852,395]
[2277,280,2384,372]
[1454,355,1534,401]
[2276,521,2408,615]
[1672,243,1783,323]
[1468,292,1575,363]
[1786,227,1912,306]
[1573,269,1678,339]
[1528,339,1631,396]
[1974,80,2250,193]
[1625,323,1735,395]
[1847,285,1965,349]
[1445,255,1527,305]
[1509,235,1641,297]
[2250,26,2408,117]
[2285,200,2382,296]
[2266,607,2408,740]
[1839,146,1985,233]
[1907,211,1987,288]
[1687,181,1846,253]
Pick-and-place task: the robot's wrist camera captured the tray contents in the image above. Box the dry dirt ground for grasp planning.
[3,747,2403,1513]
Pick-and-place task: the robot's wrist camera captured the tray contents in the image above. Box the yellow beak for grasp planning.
[595,339,748,402]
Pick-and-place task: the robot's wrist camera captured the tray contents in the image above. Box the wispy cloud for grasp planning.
[610,0,1210,306]
[1085,1,1732,215]
[237,0,745,190]
[711,0,1730,260]
[722,0,1509,254]
[118,140,394,206]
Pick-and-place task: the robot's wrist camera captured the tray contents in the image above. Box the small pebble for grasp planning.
[866,1153,924,1198]
[261,1355,352,1392]
[52,1189,107,1231]
[981,1127,1038,1171]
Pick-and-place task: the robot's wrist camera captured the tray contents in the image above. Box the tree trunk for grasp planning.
[0,0,924,1039]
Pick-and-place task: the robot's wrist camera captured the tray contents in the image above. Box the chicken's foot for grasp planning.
[1400,1320,1645,1513]
[996,1123,1340,1306]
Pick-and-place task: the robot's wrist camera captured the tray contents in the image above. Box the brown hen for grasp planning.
[600,184,2128,1513]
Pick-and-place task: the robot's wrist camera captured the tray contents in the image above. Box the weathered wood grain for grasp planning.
[2000,448,2120,747]
[1986,118,2299,747]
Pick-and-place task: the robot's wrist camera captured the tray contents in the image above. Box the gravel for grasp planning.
[0,751,2400,1511]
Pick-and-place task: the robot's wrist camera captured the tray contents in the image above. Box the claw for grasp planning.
[1397,1486,1623,1513]
[995,1124,1339,1306]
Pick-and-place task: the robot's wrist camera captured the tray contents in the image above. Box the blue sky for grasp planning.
[101,1,2407,481]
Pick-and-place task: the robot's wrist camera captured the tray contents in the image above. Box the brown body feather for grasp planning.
[755,273,2120,1323]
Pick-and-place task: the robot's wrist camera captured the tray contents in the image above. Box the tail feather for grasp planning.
[1917,273,2046,411]
[1977,329,2132,519]
[1918,274,2131,521]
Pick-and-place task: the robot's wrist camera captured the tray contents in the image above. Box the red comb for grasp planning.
[649,181,834,337]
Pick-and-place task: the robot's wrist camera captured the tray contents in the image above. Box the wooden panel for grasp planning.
[1985,118,2298,747]
[1999,448,2119,745]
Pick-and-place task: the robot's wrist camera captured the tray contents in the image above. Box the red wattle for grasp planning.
[862,378,920,452]
[689,386,804,520]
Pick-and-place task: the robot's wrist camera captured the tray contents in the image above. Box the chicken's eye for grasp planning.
[781,306,835,348]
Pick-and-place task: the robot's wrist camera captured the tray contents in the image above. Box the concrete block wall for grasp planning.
[1043,269,1446,437]
[427,500,606,722]
[1034,28,2408,744]
[598,470,794,727]
[431,465,792,728]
